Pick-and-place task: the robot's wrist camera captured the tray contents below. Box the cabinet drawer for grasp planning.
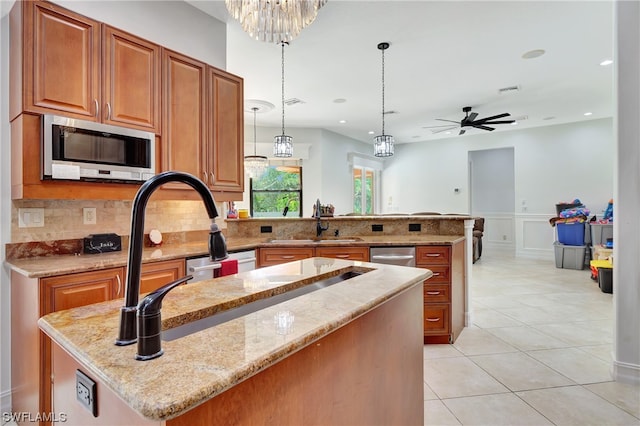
[416,245,450,266]
[423,283,450,303]
[424,265,450,284]
[258,247,315,267]
[315,246,370,261]
[423,304,450,334]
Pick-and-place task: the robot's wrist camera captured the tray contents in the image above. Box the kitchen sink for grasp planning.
[268,238,363,244]
[162,267,371,341]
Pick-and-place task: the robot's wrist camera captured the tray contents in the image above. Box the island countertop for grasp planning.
[38,257,431,421]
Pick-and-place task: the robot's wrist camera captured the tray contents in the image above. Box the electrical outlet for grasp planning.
[76,370,97,417]
[83,207,97,225]
[18,208,45,228]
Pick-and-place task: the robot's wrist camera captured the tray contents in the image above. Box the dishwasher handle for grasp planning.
[371,254,415,261]
[188,263,221,273]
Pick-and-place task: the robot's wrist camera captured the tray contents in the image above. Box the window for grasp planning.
[250,166,302,217]
[353,166,374,214]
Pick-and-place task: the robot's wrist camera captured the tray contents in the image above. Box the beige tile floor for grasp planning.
[424,251,640,426]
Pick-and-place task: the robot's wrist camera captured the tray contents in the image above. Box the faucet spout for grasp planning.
[116,171,227,347]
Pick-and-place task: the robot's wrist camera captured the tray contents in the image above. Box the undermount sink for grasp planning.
[268,238,362,244]
[162,267,371,341]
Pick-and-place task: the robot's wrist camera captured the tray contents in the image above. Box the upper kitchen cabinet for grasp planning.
[10,1,161,134]
[162,49,244,199]
[207,68,244,194]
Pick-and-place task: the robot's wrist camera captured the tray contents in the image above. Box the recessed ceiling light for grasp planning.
[339,119,347,124]
[368,131,375,135]
[333,98,347,104]
[584,112,593,116]
[522,49,545,59]
[600,59,613,66]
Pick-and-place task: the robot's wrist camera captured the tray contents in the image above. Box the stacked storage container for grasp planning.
[553,202,587,270]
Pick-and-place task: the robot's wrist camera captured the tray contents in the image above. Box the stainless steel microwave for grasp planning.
[42,115,156,183]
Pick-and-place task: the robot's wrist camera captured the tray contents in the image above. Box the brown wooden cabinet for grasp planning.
[258,247,315,267]
[10,1,161,133]
[161,50,244,197]
[416,243,465,344]
[315,246,370,261]
[11,259,185,426]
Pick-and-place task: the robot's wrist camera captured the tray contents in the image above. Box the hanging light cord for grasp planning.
[381,44,386,136]
[252,107,258,155]
[281,41,287,136]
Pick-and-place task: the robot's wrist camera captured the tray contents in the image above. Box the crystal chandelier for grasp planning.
[225,0,327,44]
[273,42,293,157]
[373,42,394,157]
[244,107,269,178]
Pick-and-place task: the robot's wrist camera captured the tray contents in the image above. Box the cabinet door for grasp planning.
[162,49,207,187]
[258,248,315,267]
[102,25,161,132]
[315,246,370,261]
[415,245,451,266]
[137,259,186,295]
[24,1,100,119]
[208,68,244,192]
[41,267,124,315]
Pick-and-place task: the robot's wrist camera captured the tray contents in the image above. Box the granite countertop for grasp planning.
[38,258,431,421]
[6,235,464,278]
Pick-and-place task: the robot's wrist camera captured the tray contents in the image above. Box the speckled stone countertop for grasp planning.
[6,234,464,278]
[38,258,431,421]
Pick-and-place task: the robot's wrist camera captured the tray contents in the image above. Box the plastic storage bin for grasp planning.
[590,223,613,246]
[598,267,613,293]
[554,242,586,270]
[556,222,585,246]
[555,203,582,216]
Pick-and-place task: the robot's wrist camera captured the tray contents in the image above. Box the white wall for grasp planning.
[0,0,227,412]
[470,148,515,214]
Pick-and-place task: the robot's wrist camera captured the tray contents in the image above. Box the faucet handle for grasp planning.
[135,275,192,361]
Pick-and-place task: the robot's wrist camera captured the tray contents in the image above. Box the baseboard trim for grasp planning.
[1,388,11,416]
[611,359,640,385]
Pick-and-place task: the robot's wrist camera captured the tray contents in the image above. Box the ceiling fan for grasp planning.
[425,106,515,135]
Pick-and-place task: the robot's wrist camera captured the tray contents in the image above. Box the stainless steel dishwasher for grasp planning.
[186,250,257,282]
[370,246,416,266]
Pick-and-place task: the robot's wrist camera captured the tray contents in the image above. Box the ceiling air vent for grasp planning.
[498,85,520,94]
[284,98,305,106]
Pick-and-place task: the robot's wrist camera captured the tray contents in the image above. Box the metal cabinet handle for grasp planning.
[426,291,441,295]
[210,172,215,185]
[116,275,122,297]
[203,171,208,183]
[335,254,350,259]
[371,255,415,261]
[426,253,441,257]
[432,272,441,276]
[94,99,99,118]
[426,317,441,322]
[106,102,112,120]
[281,255,295,259]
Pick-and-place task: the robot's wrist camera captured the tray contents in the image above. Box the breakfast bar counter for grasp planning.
[38,258,431,425]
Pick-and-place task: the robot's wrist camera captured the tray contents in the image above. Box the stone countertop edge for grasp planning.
[6,234,464,278]
[37,258,432,421]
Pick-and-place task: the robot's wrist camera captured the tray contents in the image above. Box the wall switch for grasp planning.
[76,370,97,417]
[18,208,45,228]
[83,207,97,225]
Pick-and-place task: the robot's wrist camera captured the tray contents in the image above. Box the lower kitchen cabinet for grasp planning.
[258,247,315,267]
[11,258,185,425]
[416,242,465,344]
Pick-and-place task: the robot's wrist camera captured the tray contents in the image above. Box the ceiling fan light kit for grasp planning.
[373,42,394,157]
[426,106,515,136]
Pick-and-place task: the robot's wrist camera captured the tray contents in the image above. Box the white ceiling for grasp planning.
[188,0,614,145]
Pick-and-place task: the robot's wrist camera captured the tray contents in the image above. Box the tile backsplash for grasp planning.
[11,199,218,243]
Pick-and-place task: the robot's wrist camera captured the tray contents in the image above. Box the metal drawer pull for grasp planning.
[94,99,99,118]
[432,272,441,276]
[426,253,441,257]
[281,255,295,259]
[189,263,221,272]
[426,317,441,322]
[116,275,122,296]
[106,102,112,120]
[335,254,350,258]
[426,291,441,295]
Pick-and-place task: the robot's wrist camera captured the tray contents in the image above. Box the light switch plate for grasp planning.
[18,208,45,228]
[83,207,97,225]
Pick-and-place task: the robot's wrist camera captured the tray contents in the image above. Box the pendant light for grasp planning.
[373,42,394,157]
[244,106,269,178]
[273,41,293,157]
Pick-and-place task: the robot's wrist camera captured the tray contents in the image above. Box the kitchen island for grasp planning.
[38,258,430,425]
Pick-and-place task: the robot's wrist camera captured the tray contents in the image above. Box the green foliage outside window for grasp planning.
[251,166,302,217]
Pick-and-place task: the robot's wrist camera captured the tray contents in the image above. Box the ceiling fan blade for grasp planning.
[467,112,478,122]
[474,113,510,123]
[422,124,459,129]
[431,126,458,134]
[459,129,466,135]
[482,120,515,125]
[435,118,460,124]
[472,124,495,131]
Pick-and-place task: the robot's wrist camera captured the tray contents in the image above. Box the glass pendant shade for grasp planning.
[373,134,394,157]
[225,0,327,44]
[244,106,268,178]
[273,134,293,157]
